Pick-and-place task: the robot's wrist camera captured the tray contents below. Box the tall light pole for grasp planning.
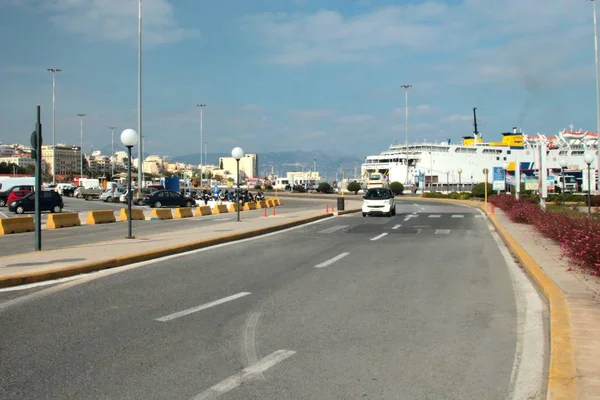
[204,141,208,184]
[585,152,594,214]
[559,158,567,205]
[109,126,116,178]
[197,104,206,184]
[137,0,144,192]
[47,68,61,184]
[77,113,86,179]
[401,84,412,185]
[457,168,463,192]
[591,0,600,193]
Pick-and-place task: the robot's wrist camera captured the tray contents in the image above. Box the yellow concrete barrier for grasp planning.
[0,217,34,235]
[86,210,116,225]
[243,202,257,210]
[213,204,229,214]
[273,198,281,206]
[174,207,193,219]
[266,199,275,207]
[46,213,81,229]
[150,208,173,220]
[195,206,212,216]
[228,203,240,212]
[118,208,145,221]
[257,200,267,209]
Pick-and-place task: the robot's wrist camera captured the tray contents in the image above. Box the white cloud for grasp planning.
[335,115,373,124]
[392,104,433,117]
[441,114,472,123]
[288,108,335,118]
[43,0,199,45]
[240,104,265,112]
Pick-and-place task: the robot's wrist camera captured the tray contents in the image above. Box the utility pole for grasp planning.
[47,68,61,184]
[137,0,144,192]
[109,126,116,178]
[197,104,206,183]
[77,113,86,179]
[590,0,600,193]
[401,84,412,185]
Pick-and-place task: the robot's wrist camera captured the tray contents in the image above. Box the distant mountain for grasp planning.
[172,150,365,181]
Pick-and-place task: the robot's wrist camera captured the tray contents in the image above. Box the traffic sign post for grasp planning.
[32,106,42,251]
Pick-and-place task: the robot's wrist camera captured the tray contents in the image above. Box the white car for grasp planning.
[362,187,396,217]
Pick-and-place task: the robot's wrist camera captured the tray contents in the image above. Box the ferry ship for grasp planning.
[361,125,599,190]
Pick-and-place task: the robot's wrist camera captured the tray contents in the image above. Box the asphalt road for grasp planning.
[0,198,337,256]
[0,201,546,399]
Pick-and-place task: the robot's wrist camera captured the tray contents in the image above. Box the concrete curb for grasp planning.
[410,197,578,400]
[337,208,361,216]
[0,213,335,289]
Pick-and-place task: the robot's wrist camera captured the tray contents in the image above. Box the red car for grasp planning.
[7,190,31,205]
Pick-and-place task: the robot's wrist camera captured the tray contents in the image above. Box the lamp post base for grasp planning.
[125,235,136,240]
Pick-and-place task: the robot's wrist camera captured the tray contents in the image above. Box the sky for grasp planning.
[0,0,597,160]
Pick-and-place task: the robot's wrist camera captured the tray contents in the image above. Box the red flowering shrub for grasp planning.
[494,195,600,275]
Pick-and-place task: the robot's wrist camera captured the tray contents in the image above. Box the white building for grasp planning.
[0,155,35,168]
[219,153,258,181]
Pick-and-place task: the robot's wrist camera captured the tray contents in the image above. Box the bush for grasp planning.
[347,181,361,194]
[264,184,273,190]
[318,182,332,194]
[254,184,262,191]
[389,181,404,195]
[471,182,494,198]
[421,191,473,200]
[293,185,306,193]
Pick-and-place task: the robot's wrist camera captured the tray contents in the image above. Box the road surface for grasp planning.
[0,201,546,399]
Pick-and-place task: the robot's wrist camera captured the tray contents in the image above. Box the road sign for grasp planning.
[492,166,506,191]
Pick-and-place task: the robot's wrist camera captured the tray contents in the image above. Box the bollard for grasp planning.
[490,203,495,215]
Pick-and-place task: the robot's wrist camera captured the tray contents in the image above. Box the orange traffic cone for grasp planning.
[332,204,335,212]
[264,206,267,217]
[272,204,276,216]
[326,204,329,213]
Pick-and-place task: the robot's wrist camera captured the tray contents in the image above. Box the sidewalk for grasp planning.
[0,203,361,288]
[493,209,600,400]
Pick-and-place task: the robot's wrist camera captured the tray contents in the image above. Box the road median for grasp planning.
[0,212,334,289]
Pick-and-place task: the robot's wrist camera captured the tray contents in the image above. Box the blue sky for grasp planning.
[0,0,596,159]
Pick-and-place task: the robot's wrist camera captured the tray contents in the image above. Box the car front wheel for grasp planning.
[15,206,24,214]
[52,205,62,213]
[154,201,162,208]
[185,201,193,207]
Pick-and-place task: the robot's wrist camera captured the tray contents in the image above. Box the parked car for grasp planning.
[8,190,64,214]
[122,188,157,205]
[102,186,126,203]
[141,190,195,208]
[7,190,31,205]
[0,185,34,207]
[362,187,396,217]
[61,184,77,197]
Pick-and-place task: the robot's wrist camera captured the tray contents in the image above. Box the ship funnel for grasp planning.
[512,127,518,134]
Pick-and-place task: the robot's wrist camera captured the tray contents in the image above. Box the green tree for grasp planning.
[389,181,404,195]
[293,184,306,193]
[254,184,262,190]
[347,181,361,194]
[471,182,494,198]
[318,182,332,193]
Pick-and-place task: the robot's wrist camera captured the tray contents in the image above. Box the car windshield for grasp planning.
[365,188,390,199]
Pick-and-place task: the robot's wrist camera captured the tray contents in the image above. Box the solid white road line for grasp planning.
[413,203,420,206]
[434,229,451,235]
[451,214,464,218]
[392,224,402,230]
[0,211,9,218]
[428,214,441,218]
[313,252,350,269]
[482,210,545,399]
[412,211,418,215]
[318,225,349,234]
[190,350,296,400]
[0,275,82,293]
[370,232,388,241]
[156,292,251,322]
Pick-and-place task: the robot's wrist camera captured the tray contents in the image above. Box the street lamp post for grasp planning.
[232,147,244,222]
[137,0,144,193]
[559,158,567,206]
[446,170,450,193]
[121,129,139,239]
[401,84,412,185]
[585,152,595,215]
[47,68,61,184]
[457,168,463,192]
[503,161,509,194]
[590,0,600,193]
[109,126,116,178]
[77,113,86,179]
